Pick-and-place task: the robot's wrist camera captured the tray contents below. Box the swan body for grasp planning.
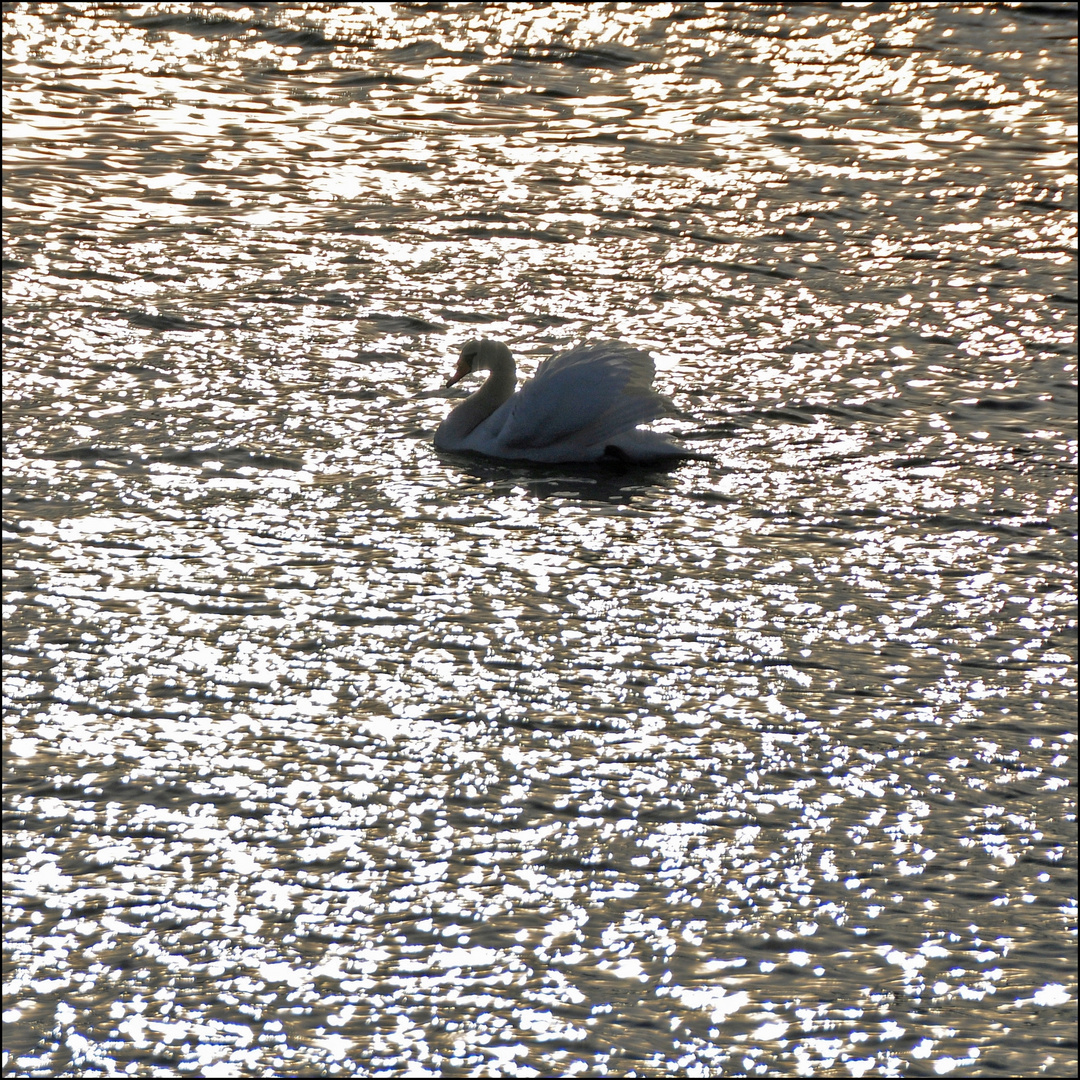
[433,339,691,463]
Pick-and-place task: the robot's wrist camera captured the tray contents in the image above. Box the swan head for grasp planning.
[446,339,513,387]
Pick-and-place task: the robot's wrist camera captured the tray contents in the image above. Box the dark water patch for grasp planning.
[508,43,647,70]
[37,446,304,472]
[120,310,215,332]
[335,69,425,88]
[348,349,408,363]
[950,396,1042,412]
[356,313,446,335]
[125,11,357,53]
[716,261,799,280]
[436,308,506,324]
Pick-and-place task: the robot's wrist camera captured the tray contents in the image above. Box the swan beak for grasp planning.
[446,360,470,387]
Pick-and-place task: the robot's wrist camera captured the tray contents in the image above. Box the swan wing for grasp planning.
[488,341,676,453]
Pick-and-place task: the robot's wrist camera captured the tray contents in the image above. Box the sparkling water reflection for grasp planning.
[3,3,1076,1077]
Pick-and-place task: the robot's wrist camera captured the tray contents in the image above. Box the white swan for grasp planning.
[433,339,692,463]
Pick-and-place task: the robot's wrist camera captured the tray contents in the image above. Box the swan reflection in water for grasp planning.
[434,339,700,464]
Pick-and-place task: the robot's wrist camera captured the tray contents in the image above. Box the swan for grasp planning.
[433,339,693,463]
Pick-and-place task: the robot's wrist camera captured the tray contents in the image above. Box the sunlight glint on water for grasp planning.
[2,3,1077,1077]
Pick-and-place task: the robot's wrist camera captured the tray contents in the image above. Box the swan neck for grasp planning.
[437,351,516,444]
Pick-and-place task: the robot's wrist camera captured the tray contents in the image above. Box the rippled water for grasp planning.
[3,3,1077,1077]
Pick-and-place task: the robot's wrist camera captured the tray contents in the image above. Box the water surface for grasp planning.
[3,3,1077,1077]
